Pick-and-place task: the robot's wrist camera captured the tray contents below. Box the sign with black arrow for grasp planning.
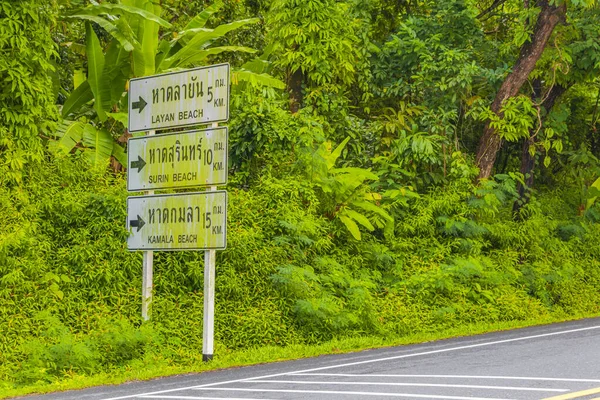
[128,63,229,133]
[127,191,227,251]
[130,155,146,172]
[126,127,228,192]
[129,214,146,231]
[131,96,147,113]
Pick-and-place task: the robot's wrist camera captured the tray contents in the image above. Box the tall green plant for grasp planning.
[53,0,279,167]
[304,137,392,240]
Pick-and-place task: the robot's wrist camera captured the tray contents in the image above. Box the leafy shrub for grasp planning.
[2,150,600,389]
[13,311,158,385]
[0,0,59,185]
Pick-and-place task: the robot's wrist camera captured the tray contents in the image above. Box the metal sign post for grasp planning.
[203,122,219,362]
[142,248,153,320]
[203,211,216,361]
[127,63,230,359]
[142,130,155,321]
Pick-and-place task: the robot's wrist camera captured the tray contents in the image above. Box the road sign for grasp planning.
[127,191,227,251]
[127,127,228,191]
[128,63,230,132]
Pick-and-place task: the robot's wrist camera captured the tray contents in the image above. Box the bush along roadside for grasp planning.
[1,154,600,394]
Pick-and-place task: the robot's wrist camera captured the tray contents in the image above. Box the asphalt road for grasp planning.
[18,317,600,400]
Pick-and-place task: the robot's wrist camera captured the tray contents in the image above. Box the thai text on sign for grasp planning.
[128,63,229,132]
[127,191,227,251]
[127,127,228,191]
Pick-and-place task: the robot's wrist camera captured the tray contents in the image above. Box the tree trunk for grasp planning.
[288,68,304,113]
[476,0,566,180]
[513,83,569,216]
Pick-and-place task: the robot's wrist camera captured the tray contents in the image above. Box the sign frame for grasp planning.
[126,127,228,192]
[128,63,230,133]
[126,191,227,252]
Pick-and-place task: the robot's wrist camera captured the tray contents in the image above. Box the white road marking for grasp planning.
[236,379,567,392]
[100,323,600,400]
[290,373,600,383]
[189,387,518,400]
[139,397,269,400]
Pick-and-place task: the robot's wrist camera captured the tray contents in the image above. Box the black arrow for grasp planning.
[132,96,147,113]
[130,155,146,172]
[129,215,146,232]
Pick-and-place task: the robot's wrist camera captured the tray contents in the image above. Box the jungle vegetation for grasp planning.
[1,0,600,396]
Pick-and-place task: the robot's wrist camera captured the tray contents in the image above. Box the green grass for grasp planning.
[3,312,598,399]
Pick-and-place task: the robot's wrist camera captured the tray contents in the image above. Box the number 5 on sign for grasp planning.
[128,64,230,133]
[127,191,227,251]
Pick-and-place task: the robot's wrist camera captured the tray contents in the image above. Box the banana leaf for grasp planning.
[62,80,93,118]
[64,14,136,51]
[82,125,114,166]
[50,120,85,155]
[163,18,259,70]
[69,3,171,29]
[85,22,110,121]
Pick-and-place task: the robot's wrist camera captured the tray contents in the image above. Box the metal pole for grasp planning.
[142,129,156,321]
[203,122,218,362]
[202,238,216,361]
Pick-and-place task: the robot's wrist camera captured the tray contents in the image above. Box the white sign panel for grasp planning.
[127,191,227,251]
[127,127,228,191]
[128,63,230,132]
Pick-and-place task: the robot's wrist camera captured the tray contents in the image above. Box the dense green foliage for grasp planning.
[1,0,600,395]
[2,152,600,391]
[0,0,59,184]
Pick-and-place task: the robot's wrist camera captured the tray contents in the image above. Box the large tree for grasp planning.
[476,0,568,180]
[512,5,600,213]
